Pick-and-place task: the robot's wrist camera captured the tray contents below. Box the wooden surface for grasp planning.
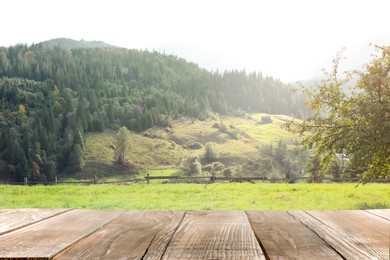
[289,210,390,259]
[0,208,69,235]
[246,211,342,259]
[162,211,265,259]
[365,209,390,220]
[55,211,184,259]
[0,209,123,258]
[0,209,388,259]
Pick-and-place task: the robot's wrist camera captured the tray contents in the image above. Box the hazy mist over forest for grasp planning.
[1,0,390,82]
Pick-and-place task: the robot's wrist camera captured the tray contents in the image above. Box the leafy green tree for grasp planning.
[204,142,219,162]
[274,139,287,163]
[114,126,130,164]
[306,155,323,183]
[289,46,390,179]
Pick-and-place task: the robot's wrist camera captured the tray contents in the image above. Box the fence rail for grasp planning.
[144,174,390,184]
[1,175,390,186]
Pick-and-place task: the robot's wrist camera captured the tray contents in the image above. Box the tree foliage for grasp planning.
[114,126,130,165]
[187,155,202,175]
[288,46,390,179]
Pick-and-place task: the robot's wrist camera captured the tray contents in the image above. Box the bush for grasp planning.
[187,155,202,175]
[223,167,234,177]
[188,142,203,149]
[204,142,219,162]
[203,162,225,175]
[190,160,202,175]
[260,115,273,124]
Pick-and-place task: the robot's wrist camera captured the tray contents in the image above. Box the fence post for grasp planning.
[24,177,28,186]
[146,173,150,184]
[210,173,215,183]
[93,175,97,184]
[55,176,58,185]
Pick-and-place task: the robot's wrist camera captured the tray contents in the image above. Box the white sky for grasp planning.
[1,0,390,82]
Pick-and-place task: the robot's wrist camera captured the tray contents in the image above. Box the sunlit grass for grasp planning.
[0,183,388,210]
[236,113,297,144]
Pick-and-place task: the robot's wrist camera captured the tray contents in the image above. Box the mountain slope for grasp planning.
[0,39,308,181]
[80,114,302,181]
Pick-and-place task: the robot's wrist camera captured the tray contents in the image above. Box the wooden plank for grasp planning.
[365,209,390,221]
[54,210,184,259]
[162,210,265,259]
[0,209,124,259]
[0,208,70,235]
[246,211,342,259]
[290,210,389,259]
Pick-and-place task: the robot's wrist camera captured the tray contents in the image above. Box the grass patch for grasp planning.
[0,183,388,210]
[236,113,297,144]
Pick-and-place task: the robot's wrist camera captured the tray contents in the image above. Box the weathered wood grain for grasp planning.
[162,210,265,259]
[365,209,390,221]
[0,208,70,235]
[246,211,342,259]
[54,210,184,260]
[0,209,124,259]
[290,210,390,259]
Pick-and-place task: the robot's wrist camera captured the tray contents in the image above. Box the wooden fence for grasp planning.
[2,175,390,186]
[143,174,390,184]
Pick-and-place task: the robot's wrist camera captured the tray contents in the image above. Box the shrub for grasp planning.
[260,115,273,124]
[212,122,220,128]
[188,142,203,149]
[204,142,219,162]
[187,155,202,175]
[190,160,202,175]
[203,162,225,175]
[223,167,234,177]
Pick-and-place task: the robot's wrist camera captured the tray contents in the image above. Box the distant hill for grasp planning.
[37,38,115,49]
[0,39,308,182]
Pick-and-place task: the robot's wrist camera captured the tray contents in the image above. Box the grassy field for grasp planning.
[0,183,388,210]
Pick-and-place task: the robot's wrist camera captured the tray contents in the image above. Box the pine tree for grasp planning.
[69,144,84,172]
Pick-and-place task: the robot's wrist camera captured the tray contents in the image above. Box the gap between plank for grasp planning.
[363,210,390,222]
[140,234,157,260]
[0,208,73,237]
[244,211,270,260]
[287,211,346,260]
[159,210,188,259]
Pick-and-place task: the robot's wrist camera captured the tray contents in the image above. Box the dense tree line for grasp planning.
[0,41,308,181]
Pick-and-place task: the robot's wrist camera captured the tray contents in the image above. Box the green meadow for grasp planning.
[0,183,388,210]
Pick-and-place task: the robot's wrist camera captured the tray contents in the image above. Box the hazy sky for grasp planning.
[2,0,390,82]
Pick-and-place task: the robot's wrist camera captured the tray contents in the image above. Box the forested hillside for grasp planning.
[0,39,308,181]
